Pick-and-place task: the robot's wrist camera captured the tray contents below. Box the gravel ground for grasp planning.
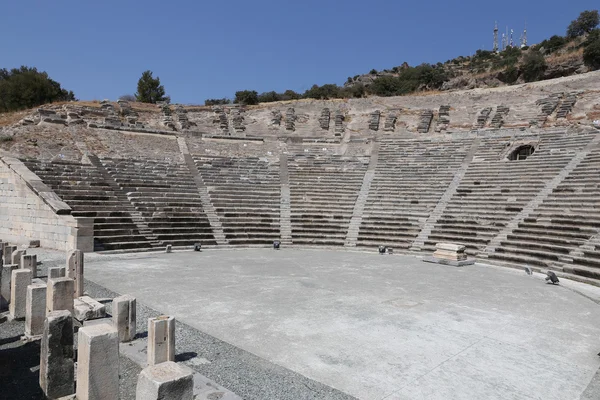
[85,279,356,400]
[0,316,140,400]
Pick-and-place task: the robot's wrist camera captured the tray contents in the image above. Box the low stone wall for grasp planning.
[0,157,93,252]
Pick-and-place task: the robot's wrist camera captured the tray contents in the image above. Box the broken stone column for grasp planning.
[0,264,18,310]
[40,310,74,398]
[9,268,32,320]
[73,296,106,322]
[67,249,84,298]
[11,249,26,267]
[21,254,37,277]
[48,266,66,279]
[136,361,194,400]
[76,323,119,400]
[3,245,16,265]
[148,316,176,365]
[113,294,136,342]
[46,277,74,315]
[25,282,47,338]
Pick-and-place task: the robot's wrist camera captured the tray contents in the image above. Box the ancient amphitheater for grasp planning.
[2,71,600,399]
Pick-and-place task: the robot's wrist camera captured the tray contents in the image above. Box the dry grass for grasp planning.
[546,47,584,64]
[0,110,29,127]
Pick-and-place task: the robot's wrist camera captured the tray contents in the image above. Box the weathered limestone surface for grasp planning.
[148,315,176,366]
[11,249,25,266]
[46,277,74,314]
[48,266,66,279]
[113,294,136,342]
[73,296,106,321]
[21,254,37,277]
[136,361,194,400]
[9,268,32,319]
[0,156,93,251]
[25,282,46,337]
[66,249,84,298]
[0,264,18,310]
[40,310,74,398]
[76,323,119,400]
[436,243,466,252]
[3,245,16,265]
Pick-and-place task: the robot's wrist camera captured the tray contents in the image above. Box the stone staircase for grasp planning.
[289,154,367,246]
[410,138,480,251]
[279,154,292,245]
[490,105,510,129]
[100,157,217,248]
[474,107,493,129]
[535,94,561,127]
[434,105,450,133]
[86,154,160,248]
[285,108,296,131]
[318,108,331,130]
[195,155,281,246]
[344,142,379,247]
[178,137,228,245]
[417,110,434,133]
[556,92,578,119]
[369,111,381,131]
[383,111,398,132]
[334,110,345,136]
[357,136,470,250]
[486,131,600,278]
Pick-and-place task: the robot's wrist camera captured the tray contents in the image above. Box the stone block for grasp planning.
[73,296,106,322]
[136,361,194,400]
[47,277,74,315]
[0,264,18,310]
[25,283,47,337]
[76,323,119,400]
[3,245,16,265]
[48,266,66,279]
[21,254,37,277]
[11,249,26,267]
[432,249,468,261]
[113,294,136,342]
[148,315,176,366]
[435,242,466,253]
[9,268,32,319]
[40,310,74,398]
[66,250,84,298]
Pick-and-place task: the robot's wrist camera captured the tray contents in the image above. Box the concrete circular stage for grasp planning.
[81,248,600,400]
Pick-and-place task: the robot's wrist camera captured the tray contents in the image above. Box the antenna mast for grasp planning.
[493,21,499,52]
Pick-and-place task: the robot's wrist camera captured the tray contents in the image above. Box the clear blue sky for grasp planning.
[1,1,597,104]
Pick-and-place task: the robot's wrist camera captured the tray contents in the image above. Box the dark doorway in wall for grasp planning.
[509,145,535,161]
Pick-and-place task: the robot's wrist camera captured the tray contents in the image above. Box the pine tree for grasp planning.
[135,70,168,104]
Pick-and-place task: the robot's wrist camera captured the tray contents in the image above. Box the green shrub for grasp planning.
[521,51,547,82]
[234,90,259,105]
[583,33,600,69]
[537,35,567,54]
[135,70,168,104]
[0,136,14,142]
[567,10,599,38]
[205,98,231,106]
[0,66,75,113]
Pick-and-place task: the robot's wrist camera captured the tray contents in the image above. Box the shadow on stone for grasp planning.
[175,351,198,362]
[0,335,22,346]
[134,331,148,340]
[0,341,44,399]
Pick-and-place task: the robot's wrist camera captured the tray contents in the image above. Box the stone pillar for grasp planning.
[3,245,16,265]
[21,254,37,277]
[48,266,66,279]
[113,294,136,342]
[136,361,194,400]
[9,268,32,320]
[40,310,74,398]
[46,278,74,315]
[11,249,26,267]
[67,249,84,298]
[76,323,119,400]
[25,283,47,337]
[0,240,4,266]
[148,316,176,366]
[0,264,18,310]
